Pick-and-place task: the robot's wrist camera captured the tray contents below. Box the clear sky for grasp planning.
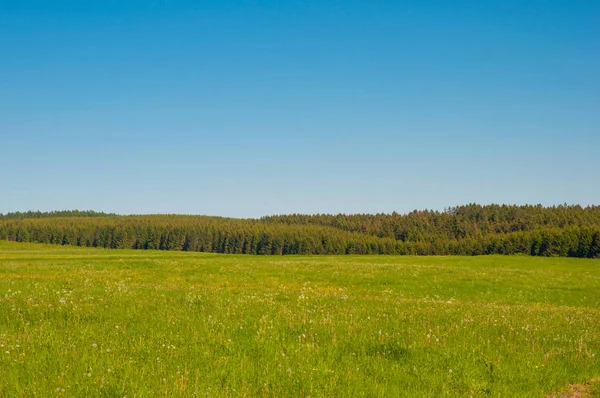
[1,1,598,217]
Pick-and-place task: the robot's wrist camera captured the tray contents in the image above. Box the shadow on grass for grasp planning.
[363,343,410,361]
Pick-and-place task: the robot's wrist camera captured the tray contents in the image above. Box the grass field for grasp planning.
[0,241,599,397]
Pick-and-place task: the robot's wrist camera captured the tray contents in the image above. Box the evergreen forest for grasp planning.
[1,204,599,257]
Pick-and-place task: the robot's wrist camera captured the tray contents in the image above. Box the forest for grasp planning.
[0,204,599,257]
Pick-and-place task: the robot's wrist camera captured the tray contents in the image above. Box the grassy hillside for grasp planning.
[0,241,599,396]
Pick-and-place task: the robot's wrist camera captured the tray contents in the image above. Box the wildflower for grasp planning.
[449,369,453,374]
[91,343,97,348]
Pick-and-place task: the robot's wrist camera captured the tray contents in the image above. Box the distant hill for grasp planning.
[0,210,116,220]
[0,204,599,257]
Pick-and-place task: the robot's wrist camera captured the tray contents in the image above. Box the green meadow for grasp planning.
[0,241,599,397]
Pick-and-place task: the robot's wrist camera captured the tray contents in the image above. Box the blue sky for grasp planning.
[1,1,598,217]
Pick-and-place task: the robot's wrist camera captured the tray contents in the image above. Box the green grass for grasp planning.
[0,241,599,397]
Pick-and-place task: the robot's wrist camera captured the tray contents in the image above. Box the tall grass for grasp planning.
[0,241,599,396]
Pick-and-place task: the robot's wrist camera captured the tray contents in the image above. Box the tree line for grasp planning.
[0,210,115,220]
[0,204,599,257]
